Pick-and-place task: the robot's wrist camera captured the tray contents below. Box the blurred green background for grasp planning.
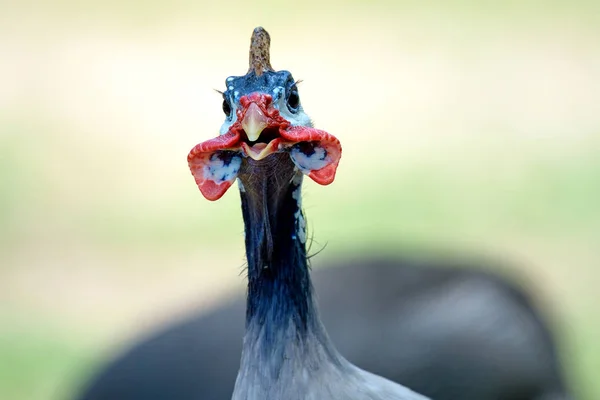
[1,1,599,399]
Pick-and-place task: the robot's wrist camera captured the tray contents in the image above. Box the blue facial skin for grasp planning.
[222,70,299,119]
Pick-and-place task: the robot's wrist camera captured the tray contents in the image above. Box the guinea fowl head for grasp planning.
[188,27,342,201]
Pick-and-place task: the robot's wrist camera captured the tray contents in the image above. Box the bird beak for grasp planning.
[241,102,268,142]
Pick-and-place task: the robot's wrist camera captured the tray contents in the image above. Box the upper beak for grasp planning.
[241,102,268,142]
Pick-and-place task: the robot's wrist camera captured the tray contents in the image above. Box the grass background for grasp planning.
[1,1,599,399]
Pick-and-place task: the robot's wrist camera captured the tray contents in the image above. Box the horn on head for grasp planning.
[248,27,274,76]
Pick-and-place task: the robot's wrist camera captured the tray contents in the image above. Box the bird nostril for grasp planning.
[240,93,273,110]
[263,94,273,107]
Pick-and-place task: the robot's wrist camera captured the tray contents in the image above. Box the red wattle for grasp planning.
[281,126,342,186]
[188,131,241,201]
[197,180,233,201]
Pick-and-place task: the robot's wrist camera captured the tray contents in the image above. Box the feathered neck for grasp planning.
[241,172,314,331]
[232,156,343,399]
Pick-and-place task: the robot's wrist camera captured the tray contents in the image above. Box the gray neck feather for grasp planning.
[232,168,429,400]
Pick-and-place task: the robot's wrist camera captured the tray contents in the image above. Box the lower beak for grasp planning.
[241,140,281,161]
[241,102,268,142]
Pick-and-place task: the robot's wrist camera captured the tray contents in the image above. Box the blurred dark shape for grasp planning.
[75,257,571,400]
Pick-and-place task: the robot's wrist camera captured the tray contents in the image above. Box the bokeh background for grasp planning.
[1,1,599,399]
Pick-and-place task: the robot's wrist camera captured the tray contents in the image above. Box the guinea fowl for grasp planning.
[187,27,428,400]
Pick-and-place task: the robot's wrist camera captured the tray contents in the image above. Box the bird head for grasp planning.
[188,27,342,201]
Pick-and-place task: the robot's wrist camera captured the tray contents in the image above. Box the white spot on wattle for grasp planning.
[290,146,329,173]
[203,154,242,184]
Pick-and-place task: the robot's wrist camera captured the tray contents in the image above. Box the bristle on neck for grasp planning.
[248,27,274,76]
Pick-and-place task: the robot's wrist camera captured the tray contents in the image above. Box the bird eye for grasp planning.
[287,90,300,112]
[222,99,232,117]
